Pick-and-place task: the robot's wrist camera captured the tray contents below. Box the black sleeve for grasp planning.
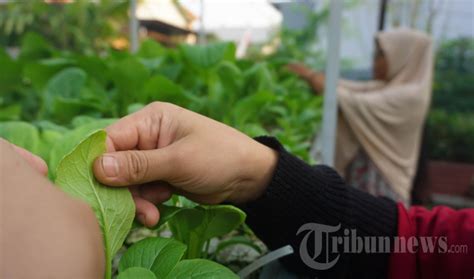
[237,137,398,278]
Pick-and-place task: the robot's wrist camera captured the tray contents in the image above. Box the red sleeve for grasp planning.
[388,203,474,279]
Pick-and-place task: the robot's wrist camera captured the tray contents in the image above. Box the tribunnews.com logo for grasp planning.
[297,223,470,271]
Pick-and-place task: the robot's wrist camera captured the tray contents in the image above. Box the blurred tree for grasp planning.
[432,37,474,113]
[426,37,474,162]
[0,0,129,54]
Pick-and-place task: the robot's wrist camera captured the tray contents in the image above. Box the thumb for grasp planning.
[93,149,174,187]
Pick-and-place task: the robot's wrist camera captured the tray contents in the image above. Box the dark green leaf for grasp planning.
[117,267,156,279]
[119,237,186,278]
[165,259,238,279]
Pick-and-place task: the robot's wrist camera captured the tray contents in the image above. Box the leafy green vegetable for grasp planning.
[156,204,246,259]
[1,32,325,276]
[55,130,135,279]
[119,237,186,278]
[180,42,235,69]
[0,121,40,154]
[48,119,115,178]
[118,237,238,279]
[117,267,156,279]
[166,259,238,279]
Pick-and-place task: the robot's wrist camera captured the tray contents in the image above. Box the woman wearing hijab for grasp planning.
[288,28,433,205]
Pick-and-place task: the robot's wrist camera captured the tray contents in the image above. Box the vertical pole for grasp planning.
[378,0,388,31]
[199,0,206,44]
[320,0,343,166]
[129,0,139,53]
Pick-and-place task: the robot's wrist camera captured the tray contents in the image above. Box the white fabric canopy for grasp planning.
[179,0,282,43]
[137,0,189,30]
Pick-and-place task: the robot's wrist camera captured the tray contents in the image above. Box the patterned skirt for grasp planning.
[346,150,409,206]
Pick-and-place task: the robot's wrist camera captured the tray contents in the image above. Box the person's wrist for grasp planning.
[229,141,278,204]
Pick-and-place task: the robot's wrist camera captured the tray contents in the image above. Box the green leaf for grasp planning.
[23,62,65,92]
[0,121,40,155]
[109,57,149,112]
[165,259,238,279]
[119,237,186,278]
[141,75,189,106]
[37,129,63,162]
[55,130,135,279]
[43,67,89,123]
[0,104,22,121]
[0,49,22,93]
[180,42,235,69]
[154,204,188,229]
[194,205,246,242]
[48,119,115,178]
[117,267,156,279]
[126,103,145,114]
[19,32,52,61]
[158,204,245,259]
[137,40,166,58]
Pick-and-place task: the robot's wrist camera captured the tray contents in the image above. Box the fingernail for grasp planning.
[137,214,147,226]
[102,156,118,178]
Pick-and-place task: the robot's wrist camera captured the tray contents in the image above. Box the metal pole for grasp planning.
[199,0,206,44]
[129,0,139,53]
[378,0,388,31]
[320,0,343,166]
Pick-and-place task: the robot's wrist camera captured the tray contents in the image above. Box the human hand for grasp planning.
[287,63,325,93]
[93,102,278,227]
[0,138,48,176]
[287,63,314,79]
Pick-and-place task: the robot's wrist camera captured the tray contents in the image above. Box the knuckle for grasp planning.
[148,101,163,110]
[124,151,149,183]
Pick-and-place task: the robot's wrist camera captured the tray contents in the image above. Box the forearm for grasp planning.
[0,142,104,278]
[238,137,398,278]
[338,79,385,92]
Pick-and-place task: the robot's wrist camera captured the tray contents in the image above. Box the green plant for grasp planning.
[118,237,237,278]
[39,130,243,278]
[0,0,128,53]
[425,37,474,162]
[432,37,474,113]
[0,33,323,277]
[55,130,135,279]
[426,110,474,163]
[155,204,246,259]
[0,34,322,161]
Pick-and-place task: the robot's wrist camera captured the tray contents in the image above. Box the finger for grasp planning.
[105,103,177,152]
[12,145,48,176]
[139,182,173,204]
[93,148,175,187]
[134,196,160,227]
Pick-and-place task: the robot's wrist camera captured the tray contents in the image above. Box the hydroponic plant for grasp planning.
[0,33,322,278]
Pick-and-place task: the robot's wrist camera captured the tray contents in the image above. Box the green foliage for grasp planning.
[117,267,157,279]
[0,35,321,160]
[55,130,135,279]
[0,121,40,154]
[1,34,323,277]
[156,204,246,259]
[118,237,237,279]
[426,110,474,163]
[426,38,474,162]
[167,259,238,279]
[432,37,474,113]
[0,1,129,54]
[119,237,187,278]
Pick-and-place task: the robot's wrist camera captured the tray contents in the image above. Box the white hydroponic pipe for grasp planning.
[320,0,343,167]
